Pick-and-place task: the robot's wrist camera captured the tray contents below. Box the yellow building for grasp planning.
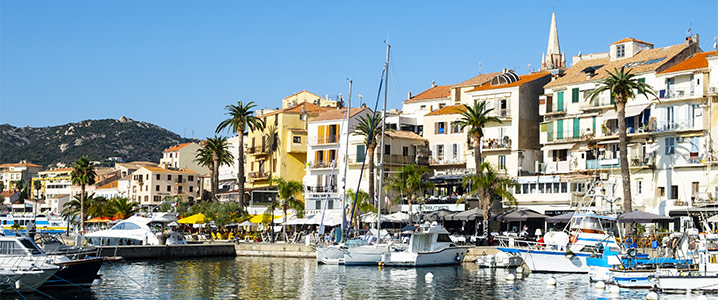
[245,102,332,207]
[32,168,74,199]
[281,90,337,109]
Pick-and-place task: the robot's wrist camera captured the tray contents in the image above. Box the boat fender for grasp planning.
[455,254,461,261]
[697,292,708,300]
[594,281,606,289]
[645,291,658,300]
[546,277,557,286]
[569,235,577,243]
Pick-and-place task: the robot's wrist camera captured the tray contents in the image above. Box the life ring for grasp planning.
[569,235,577,243]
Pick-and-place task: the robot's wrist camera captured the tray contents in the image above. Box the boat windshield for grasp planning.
[411,234,433,252]
[112,222,142,230]
[19,239,43,255]
[0,240,28,255]
[345,239,368,248]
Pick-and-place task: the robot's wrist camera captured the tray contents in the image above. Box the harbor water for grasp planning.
[13,256,709,300]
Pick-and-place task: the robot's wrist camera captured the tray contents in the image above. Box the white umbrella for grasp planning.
[708,215,718,223]
[385,212,410,223]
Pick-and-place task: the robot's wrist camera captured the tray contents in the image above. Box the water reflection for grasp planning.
[9,256,707,300]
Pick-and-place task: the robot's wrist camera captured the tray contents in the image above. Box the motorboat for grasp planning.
[655,235,718,292]
[0,236,59,293]
[42,255,107,288]
[477,251,524,268]
[380,222,469,267]
[497,211,619,273]
[84,216,186,246]
[316,244,345,265]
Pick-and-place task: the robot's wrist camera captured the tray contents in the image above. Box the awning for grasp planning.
[447,208,483,221]
[177,213,208,224]
[545,212,573,223]
[617,211,672,223]
[541,143,576,151]
[602,103,651,120]
[493,209,547,222]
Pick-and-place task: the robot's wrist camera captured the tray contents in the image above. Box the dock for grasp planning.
[96,243,237,259]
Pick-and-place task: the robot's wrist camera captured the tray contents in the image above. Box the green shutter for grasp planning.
[572,88,579,103]
[573,118,580,139]
[610,93,615,105]
[592,116,597,133]
[638,78,645,83]
[540,123,547,132]
[356,145,365,162]
[557,119,564,139]
[547,122,554,142]
[557,92,564,111]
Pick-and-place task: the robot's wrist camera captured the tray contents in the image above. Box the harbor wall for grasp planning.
[96,243,236,259]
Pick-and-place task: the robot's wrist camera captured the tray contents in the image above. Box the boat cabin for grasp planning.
[0,237,45,256]
[410,222,455,253]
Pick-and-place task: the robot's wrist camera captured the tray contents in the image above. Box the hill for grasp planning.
[0,117,197,168]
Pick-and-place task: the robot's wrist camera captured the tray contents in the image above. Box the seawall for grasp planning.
[96,243,236,259]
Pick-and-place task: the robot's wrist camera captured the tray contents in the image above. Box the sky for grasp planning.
[2,1,717,139]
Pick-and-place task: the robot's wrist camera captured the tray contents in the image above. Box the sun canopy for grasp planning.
[249,214,284,224]
[617,211,672,223]
[546,212,574,223]
[447,208,483,221]
[86,217,111,223]
[602,103,651,120]
[493,209,547,222]
[422,209,455,221]
[177,213,208,224]
[384,212,410,223]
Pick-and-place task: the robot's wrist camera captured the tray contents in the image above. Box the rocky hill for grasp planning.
[0,117,197,168]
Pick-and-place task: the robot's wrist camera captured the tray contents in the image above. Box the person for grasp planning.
[27,220,36,240]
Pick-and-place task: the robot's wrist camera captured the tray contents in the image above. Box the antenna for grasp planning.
[687,23,693,37]
[478,62,483,74]
[713,36,717,50]
[528,64,532,73]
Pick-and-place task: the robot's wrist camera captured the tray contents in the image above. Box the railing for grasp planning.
[429,157,465,165]
[546,130,582,142]
[308,160,337,168]
[248,171,269,179]
[544,161,570,174]
[482,138,511,149]
[306,186,338,193]
[665,199,688,207]
[383,154,415,165]
[585,159,620,170]
[660,89,696,100]
[247,146,269,155]
[489,108,511,119]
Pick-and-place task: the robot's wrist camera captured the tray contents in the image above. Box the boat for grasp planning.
[42,255,106,288]
[0,236,59,294]
[655,235,718,292]
[0,214,68,235]
[497,211,619,273]
[379,222,469,267]
[476,251,524,268]
[83,216,187,246]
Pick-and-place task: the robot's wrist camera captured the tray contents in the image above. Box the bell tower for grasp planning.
[541,12,566,70]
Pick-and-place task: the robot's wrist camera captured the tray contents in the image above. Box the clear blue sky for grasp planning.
[2,1,717,139]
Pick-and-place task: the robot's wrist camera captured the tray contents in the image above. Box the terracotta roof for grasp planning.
[659,51,717,74]
[97,180,118,189]
[385,130,427,141]
[425,105,466,116]
[164,143,194,152]
[405,85,451,102]
[545,43,692,89]
[465,72,550,92]
[141,166,199,175]
[452,72,503,88]
[610,37,654,46]
[0,163,41,168]
[129,161,158,166]
[309,107,371,122]
[260,102,332,118]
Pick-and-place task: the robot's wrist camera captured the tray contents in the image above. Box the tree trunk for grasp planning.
[473,134,483,173]
[283,203,287,242]
[408,195,413,225]
[237,129,246,209]
[80,184,85,233]
[616,100,633,212]
[367,143,376,206]
[482,191,490,238]
[212,153,219,202]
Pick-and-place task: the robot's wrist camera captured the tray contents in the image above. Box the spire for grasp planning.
[546,12,560,55]
[541,11,565,70]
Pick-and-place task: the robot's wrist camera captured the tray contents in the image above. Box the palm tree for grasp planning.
[267,178,304,241]
[216,101,265,209]
[0,181,5,192]
[109,197,139,220]
[346,189,376,230]
[195,136,235,201]
[61,193,108,225]
[265,125,279,187]
[353,114,382,202]
[71,156,96,232]
[14,180,28,204]
[385,164,434,224]
[586,67,657,212]
[32,180,42,215]
[461,162,516,237]
[455,101,501,173]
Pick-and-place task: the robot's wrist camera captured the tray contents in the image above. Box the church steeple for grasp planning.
[541,11,565,70]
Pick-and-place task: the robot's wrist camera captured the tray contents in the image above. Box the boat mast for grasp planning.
[376,42,390,233]
[341,79,353,237]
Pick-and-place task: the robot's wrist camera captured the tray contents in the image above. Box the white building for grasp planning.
[159,142,207,175]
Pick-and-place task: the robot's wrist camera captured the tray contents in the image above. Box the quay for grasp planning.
[95,243,237,259]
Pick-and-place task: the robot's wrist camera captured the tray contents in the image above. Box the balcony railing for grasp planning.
[247,146,269,155]
[306,186,338,193]
[308,160,337,169]
[660,89,696,100]
[429,157,465,165]
[482,137,511,149]
[248,171,269,179]
[383,154,415,165]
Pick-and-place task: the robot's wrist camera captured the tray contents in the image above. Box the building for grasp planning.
[0,162,42,192]
[130,166,201,206]
[33,168,73,200]
[159,142,207,174]
[217,135,241,202]
[281,90,338,109]
[401,84,453,135]
[245,101,333,212]
[464,70,551,175]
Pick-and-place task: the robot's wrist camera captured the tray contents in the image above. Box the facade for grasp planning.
[130,166,201,206]
[159,142,207,174]
[401,84,453,135]
[33,168,73,200]
[217,135,241,202]
[281,90,338,109]
[245,102,332,210]
[0,163,41,192]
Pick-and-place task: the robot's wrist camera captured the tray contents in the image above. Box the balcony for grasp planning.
[306,186,338,193]
[310,135,339,145]
[585,159,620,170]
[659,88,699,100]
[546,130,583,142]
[308,160,337,169]
[482,137,511,150]
[489,108,511,119]
[248,171,269,180]
[383,154,415,165]
[429,157,466,166]
[247,146,270,155]
[544,161,570,174]
[175,178,184,184]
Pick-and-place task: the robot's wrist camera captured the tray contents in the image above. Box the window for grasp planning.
[572,88,579,103]
[167,185,171,192]
[420,105,426,110]
[451,122,462,133]
[436,144,445,160]
[439,103,446,109]
[498,155,506,170]
[637,180,642,194]
[402,146,409,157]
[145,185,148,191]
[665,137,675,155]
[658,187,665,197]
[155,185,159,191]
[557,119,564,139]
[167,174,172,181]
[189,186,194,193]
[188,175,194,181]
[178,186,183,194]
[557,91,564,111]
[436,122,446,134]
[300,113,306,121]
[452,144,459,160]
[153,196,161,202]
[144,195,149,202]
[356,145,365,163]
[156,174,160,180]
[638,78,645,84]
[670,185,678,200]
[293,136,301,143]
[384,145,390,155]
[616,44,625,58]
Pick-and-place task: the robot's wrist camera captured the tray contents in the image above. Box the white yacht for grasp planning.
[380,222,468,267]
[0,236,59,294]
[84,216,185,246]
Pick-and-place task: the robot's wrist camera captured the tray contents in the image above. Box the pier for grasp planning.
[95,243,237,259]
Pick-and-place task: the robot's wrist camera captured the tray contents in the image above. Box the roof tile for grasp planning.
[659,51,717,74]
[425,105,466,116]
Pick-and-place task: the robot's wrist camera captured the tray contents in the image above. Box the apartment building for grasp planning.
[33,168,73,199]
[0,162,41,192]
[130,166,201,206]
[160,142,207,174]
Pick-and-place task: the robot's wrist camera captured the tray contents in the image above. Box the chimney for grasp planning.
[502,68,508,73]
[431,80,436,88]
[408,92,412,99]
[361,103,367,108]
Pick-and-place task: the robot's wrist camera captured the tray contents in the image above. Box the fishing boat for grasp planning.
[0,236,59,294]
[655,237,718,292]
[379,222,468,267]
[496,211,619,273]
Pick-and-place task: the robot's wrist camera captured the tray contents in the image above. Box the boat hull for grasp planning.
[497,247,589,273]
[343,245,389,266]
[43,257,105,288]
[611,270,655,288]
[381,247,468,267]
[0,268,58,294]
[656,275,718,292]
[316,245,345,265]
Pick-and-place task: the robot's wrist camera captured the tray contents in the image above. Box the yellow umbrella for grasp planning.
[249,214,283,224]
[178,213,208,224]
